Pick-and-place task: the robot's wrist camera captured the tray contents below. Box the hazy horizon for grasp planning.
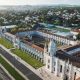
[0,0,80,6]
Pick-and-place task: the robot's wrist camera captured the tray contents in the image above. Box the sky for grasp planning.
[0,0,80,5]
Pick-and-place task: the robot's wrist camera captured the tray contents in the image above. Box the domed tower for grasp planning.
[44,39,57,73]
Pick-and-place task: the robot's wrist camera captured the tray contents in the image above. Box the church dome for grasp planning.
[48,40,57,56]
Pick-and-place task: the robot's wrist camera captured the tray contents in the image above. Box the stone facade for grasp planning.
[44,40,80,80]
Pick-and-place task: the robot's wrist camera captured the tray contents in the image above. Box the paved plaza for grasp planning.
[37,66,62,80]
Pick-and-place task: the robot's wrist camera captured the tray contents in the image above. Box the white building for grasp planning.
[44,40,80,80]
[0,28,80,80]
[17,30,78,45]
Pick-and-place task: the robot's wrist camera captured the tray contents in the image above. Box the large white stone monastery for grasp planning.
[0,25,80,80]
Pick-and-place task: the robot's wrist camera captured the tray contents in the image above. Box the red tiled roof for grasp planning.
[72,29,80,33]
[32,44,44,52]
[22,39,44,53]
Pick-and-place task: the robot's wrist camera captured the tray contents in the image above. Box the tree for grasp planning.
[77,33,80,40]
[10,26,19,34]
[0,18,4,26]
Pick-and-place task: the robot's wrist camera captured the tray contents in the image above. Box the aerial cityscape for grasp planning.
[0,0,80,80]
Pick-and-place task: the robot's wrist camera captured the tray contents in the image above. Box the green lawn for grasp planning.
[0,38,14,49]
[11,49,44,69]
[0,56,25,80]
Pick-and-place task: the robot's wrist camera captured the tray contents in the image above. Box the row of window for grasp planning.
[47,59,63,73]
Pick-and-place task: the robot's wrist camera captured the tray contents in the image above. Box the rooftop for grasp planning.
[58,45,72,50]
[1,25,16,29]
[4,32,16,39]
[39,23,54,28]
[72,29,80,33]
[21,38,44,53]
[32,44,44,52]
[64,44,80,52]
[56,50,80,68]
[54,31,73,37]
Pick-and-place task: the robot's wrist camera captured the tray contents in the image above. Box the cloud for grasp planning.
[0,0,80,5]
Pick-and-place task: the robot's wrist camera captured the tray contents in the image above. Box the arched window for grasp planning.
[60,65,62,73]
[54,67,55,71]
[48,65,50,69]
[48,59,50,63]
[74,72,76,80]
[63,75,68,80]
[48,52,50,56]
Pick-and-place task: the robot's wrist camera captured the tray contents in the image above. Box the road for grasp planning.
[0,67,11,80]
[0,47,42,80]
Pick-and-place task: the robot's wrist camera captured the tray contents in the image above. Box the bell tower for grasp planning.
[44,39,57,73]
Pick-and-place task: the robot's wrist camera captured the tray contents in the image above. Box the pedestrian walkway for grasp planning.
[38,66,63,80]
